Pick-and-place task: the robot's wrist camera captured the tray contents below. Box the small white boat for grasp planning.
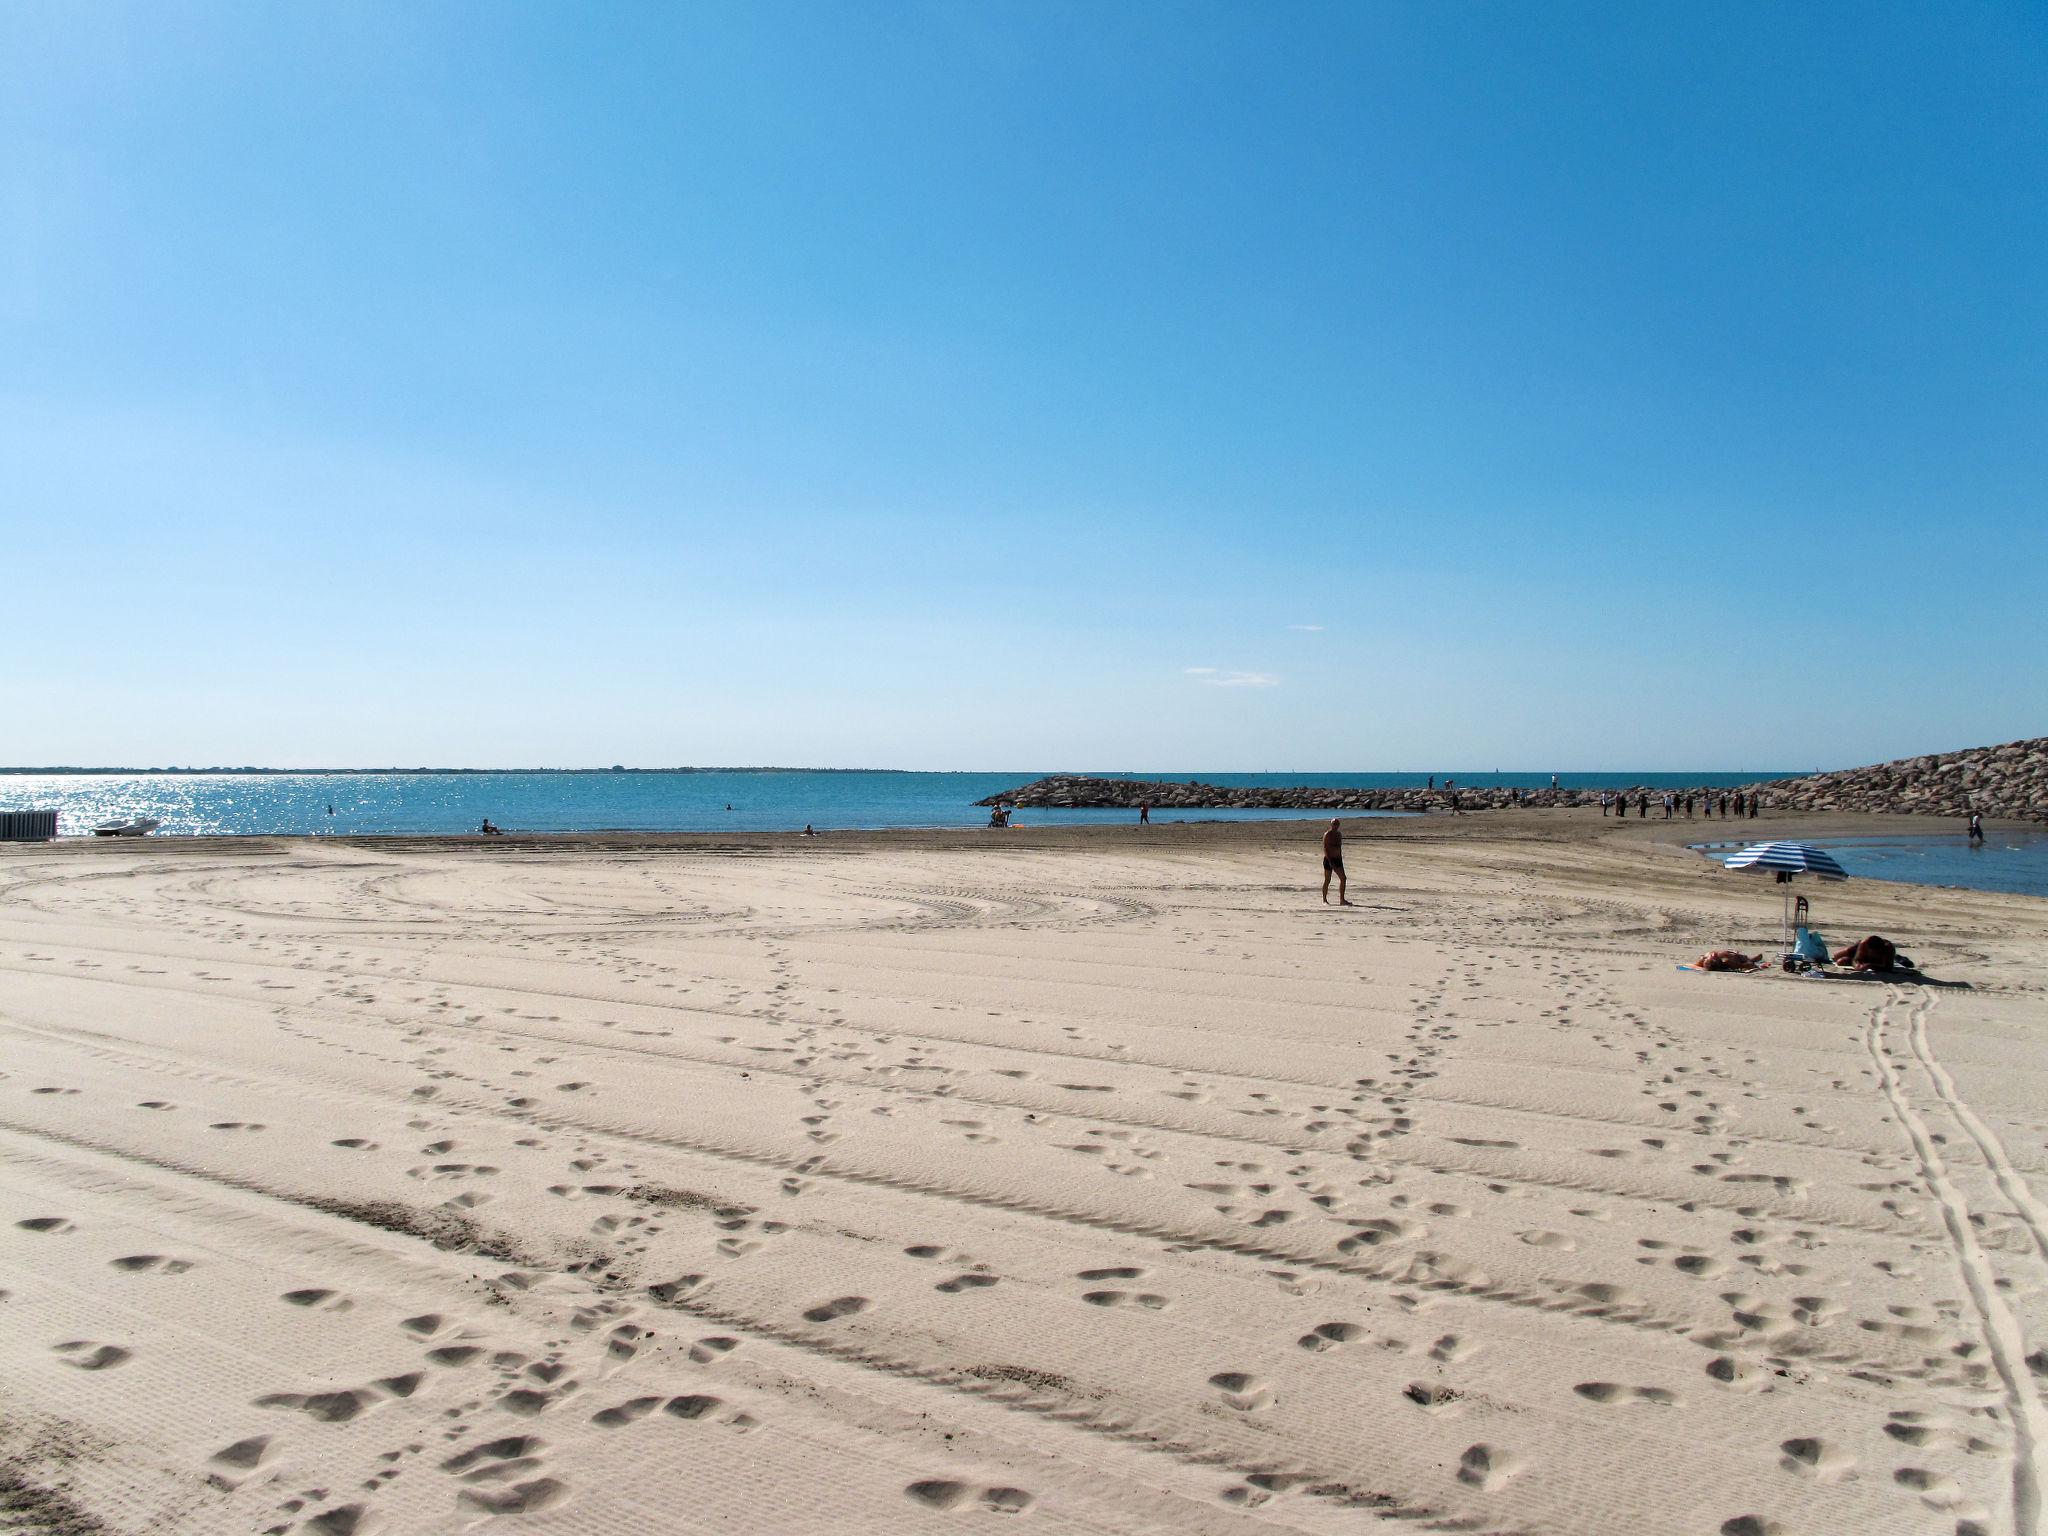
[91,816,161,837]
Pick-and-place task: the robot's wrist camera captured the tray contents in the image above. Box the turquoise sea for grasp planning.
[5,769,1785,838]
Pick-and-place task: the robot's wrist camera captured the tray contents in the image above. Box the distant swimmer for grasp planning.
[1320,818,1350,905]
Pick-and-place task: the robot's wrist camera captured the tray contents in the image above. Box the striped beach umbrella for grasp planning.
[1721,841,1848,881]
[1721,841,1848,955]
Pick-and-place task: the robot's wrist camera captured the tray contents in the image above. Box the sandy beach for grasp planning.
[3,813,2045,1535]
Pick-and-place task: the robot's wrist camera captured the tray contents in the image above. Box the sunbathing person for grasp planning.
[1832,935,1902,972]
[1695,950,1766,972]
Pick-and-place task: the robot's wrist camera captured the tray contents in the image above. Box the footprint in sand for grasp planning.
[1778,1437,1855,1482]
[1297,1322,1368,1352]
[1704,1356,1768,1392]
[905,1480,1035,1514]
[1082,1290,1169,1310]
[110,1254,194,1274]
[255,1387,382,1423]
[1207,1372,1274,1411]
[16,1216,74,1234]
[802,1296,870,1323]
[1893,1467,1969,1510]
[53,1340,131,1371]
[206,1435,275,1488]
[455,1476,568,1514]
[302,1502,378,1534]
[1456,1443,1526,1490]
[663,1394,758,1430]
[1404,1381,1463,1413]
[591,1396,662,1428]
[443,1434,549,1486]
[281,1287,352,1311]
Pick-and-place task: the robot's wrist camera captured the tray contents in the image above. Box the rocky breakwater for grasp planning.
[979,737,2048,822]
[979,776,1671,814]
[1741,737,2048,823]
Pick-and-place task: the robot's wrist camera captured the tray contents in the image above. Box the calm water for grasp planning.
[1693,831,2048,899]
[3,769,1785,838]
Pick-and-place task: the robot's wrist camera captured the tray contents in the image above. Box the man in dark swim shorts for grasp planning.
[1321,818,1350,905]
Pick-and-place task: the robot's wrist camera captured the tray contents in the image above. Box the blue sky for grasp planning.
[3,2,2043,770]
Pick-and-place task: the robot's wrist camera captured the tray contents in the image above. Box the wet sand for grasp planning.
[2,811,2044,1534]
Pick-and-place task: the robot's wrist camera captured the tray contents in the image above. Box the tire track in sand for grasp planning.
[1900,987,2048,1268]
[1864,989,2048,1536]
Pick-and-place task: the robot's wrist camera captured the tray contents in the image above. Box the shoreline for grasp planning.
[18,807,2039,900]
[17,806,2016,850]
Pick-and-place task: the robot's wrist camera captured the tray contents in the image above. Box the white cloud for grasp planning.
[1287,623,1324,632]
[1193,669,1280,688]
[1182,666,1218,675]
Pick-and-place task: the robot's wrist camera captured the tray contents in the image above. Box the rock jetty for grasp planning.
[977,736,2047,822]
[1741,737,2046,822]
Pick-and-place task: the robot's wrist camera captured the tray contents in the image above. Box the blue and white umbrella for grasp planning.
[1722,841,1848,954]
[1721,841,1848,881]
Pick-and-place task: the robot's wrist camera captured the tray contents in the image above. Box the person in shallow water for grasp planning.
[1320,818,1350,905]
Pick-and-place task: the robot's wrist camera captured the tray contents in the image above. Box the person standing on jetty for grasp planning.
[1320,818,1351,905]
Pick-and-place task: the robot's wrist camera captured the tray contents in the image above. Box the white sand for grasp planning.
[2,821,2045,1535]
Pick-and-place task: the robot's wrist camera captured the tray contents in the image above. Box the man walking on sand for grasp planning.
[1321,818,1350,905]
